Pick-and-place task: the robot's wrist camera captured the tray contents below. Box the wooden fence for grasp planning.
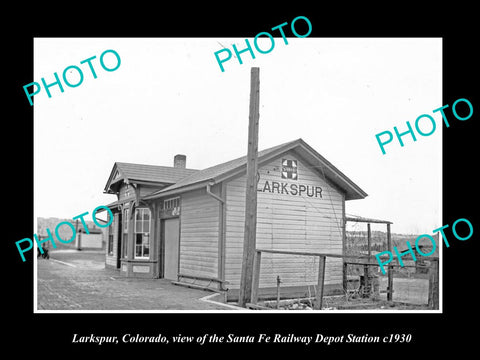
[247,249,439,310]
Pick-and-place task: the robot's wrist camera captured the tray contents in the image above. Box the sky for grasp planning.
[34,37,442,234]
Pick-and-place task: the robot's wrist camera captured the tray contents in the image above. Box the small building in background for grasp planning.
[37,217,106,250]
[75,227,104,250]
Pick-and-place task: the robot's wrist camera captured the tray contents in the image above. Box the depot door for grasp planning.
[163,218,180,280]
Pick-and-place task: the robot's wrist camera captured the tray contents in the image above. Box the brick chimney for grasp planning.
[174,154,186,169]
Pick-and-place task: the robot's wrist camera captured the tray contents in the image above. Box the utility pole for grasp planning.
[238,67,260,307]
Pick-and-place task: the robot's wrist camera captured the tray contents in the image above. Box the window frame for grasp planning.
[134,208,151,259]
[163,197,180,210]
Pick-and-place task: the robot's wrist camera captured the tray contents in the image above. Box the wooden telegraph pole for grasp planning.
[238,67,260,307]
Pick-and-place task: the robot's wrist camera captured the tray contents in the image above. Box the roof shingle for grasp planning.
[115,162,198,184]
[158,139,297,192]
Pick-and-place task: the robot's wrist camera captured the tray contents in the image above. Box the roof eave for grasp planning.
[127,179,175,187]
[345,191,368,201]
[215,140,368,200]
[293,140,368,200]
[143,180,213,201]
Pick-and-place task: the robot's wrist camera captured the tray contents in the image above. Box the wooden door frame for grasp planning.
[159,218,165,278]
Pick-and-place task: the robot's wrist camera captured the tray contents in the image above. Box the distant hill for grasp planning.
[37,217,106,249]
[346,230,439,257]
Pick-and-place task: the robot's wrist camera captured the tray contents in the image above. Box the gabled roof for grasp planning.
[104,162,198,194]
[144,138,368,201]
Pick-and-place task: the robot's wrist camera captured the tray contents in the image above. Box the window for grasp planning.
[135,208,150,258]
[162,197,181,216]
[123,208,129,258]
[107,214,115,256]
[163,197,180,210]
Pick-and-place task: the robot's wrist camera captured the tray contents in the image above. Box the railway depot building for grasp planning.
[103,138,367,300]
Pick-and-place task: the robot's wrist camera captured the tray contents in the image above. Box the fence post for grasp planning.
[428,258,439,309]
[251,250,262,304]
[314,255,326,310]
[387,223,393,301]
[387,265,394,301]
[342,262,348,293]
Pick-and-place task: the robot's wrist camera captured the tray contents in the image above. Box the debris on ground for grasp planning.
[257,295,430,310]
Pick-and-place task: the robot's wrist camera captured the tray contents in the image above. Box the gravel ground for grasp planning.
[36,250,234,311]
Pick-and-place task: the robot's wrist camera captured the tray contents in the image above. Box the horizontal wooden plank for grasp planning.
[181,242,219,248]
[256,237,342,244]
[255,249,366,260]
[226,221,342,230]
[180,264,218,274]
[183,205,218,212]
[182,213,219,221]
[270,201,338,209]
[227,207,343,218]
[179,267,217,277]
[180,250,218,258]
[182,212,218,218]
[180,261,217,270]
[227,197,342,208]
[227,189,342,201]
[181,231,220,238]
[226,218,339,228]
[256,240,332,247]
[182,200,218,208]
[181,226,219,234]
[180,246,218,253]
[227,242,340,251]
[180,251,218,259]
[182,220,219,227]
[225,253,341,265]
[180,247,218,254]
[180,257,218,266]
[225,268,342,287]
[227,214,343,226]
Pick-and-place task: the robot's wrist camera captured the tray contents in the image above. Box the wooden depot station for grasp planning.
[102,138,373,301]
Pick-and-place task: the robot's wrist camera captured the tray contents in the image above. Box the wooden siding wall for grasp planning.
[119,183,162,200]
[225,152,344,289]
[118,183,135,201]
[179,188,220,278]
